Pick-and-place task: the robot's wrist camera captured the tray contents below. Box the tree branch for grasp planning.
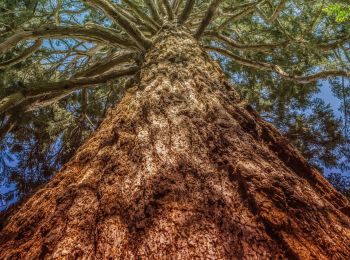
[84,22,137,48]
[144,0,163,24]
[162,0,174,21]
[173,0,183,15]
[194,0,221,39]
[207,46,350,84]
[156,0,166,17]
[218,1,261,30]
[75,50,138,77]
[84,0,152,50]
[0,39,42,69]
[0,26,131,55]
[122,0,160,30]
[24,92,73,112]
[178,0,196,25]
[19,51,138,113]
[208,32,287,52]
[53,0,62,25]
[0,65,139,115]
[211,27,346,54]
[317,33,350,51]
[265,0,287,23]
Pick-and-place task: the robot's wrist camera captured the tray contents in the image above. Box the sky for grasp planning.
[318,81,342,116]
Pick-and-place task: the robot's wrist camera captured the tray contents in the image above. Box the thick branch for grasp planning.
[156,0,166,17]
[0,39,42,69]
[53,0,62,25]
[144,0,163,24]
[178,0,195,25]
[0,65,139,115]
[162,0,174,21]
[25,92,72,112]
[207,46,350,84]
[34,65,136,95]
[84,0,151,50]
[194,0,221,39]
[122,0,160,29]
[21,51,138,113]
[84,22,137,48]
[0,26,131,55]
[76,51,138,77]
[173,0,183,15]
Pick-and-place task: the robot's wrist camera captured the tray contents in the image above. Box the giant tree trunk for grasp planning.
[1,27,350,259]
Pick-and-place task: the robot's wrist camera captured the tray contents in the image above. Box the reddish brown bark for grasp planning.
[0,27,349,259]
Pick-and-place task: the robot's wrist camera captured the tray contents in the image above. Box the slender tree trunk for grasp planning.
[1,27,350,259]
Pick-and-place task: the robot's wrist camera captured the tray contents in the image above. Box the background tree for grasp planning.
[0,0,349,258]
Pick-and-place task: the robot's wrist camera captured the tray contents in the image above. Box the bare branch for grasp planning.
[194,0,221,39]
[178,0,196,25]
[122,0,160,30]
[156,0,166,17]
[144,0,163,24]
[53,0,62,25]
[76,51,138,77]
[162,0,174,21]
[25,92,73,112]
[0,65,139,115]
[84,0,152,50]
[0,39,42,69]
[0,26,132,55]
[207,46,350,84]
[84,22,136,48]
[173,0,183,15]
[13,51,138,113]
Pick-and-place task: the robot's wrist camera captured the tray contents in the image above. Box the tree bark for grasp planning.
[0,27,350,259]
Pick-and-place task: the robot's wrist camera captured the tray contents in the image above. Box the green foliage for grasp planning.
[0,83,125,201]
[323,4,350,23]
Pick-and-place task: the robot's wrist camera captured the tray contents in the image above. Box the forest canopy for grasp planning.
[0,0,350,207]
